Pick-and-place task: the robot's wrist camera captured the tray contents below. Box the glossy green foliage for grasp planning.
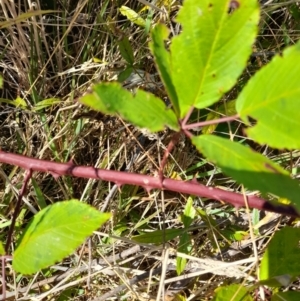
[192,135,300,211]
[170,0,259,117]
[260,227,300,281]
[13,200,111,274]
[236,41,300,149]
[80,82,179,132]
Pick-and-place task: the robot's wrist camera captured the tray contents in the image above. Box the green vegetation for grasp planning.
[0,0,300,300]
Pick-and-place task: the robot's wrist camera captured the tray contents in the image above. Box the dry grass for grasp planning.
[0,0,300,300]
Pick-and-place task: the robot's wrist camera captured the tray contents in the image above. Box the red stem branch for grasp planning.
[159,131,182,181]
[0,151,298,217]
[183,114,239,130]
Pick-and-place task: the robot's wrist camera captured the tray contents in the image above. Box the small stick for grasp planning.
[5,169,32,253]
[158,131,181,182]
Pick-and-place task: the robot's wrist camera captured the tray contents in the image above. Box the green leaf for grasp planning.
[260,227,300,281]
[213,284,252,301]
[177,199,195,274]
[13,200,111,274]
[192,135,300,211]
[181,197,195,228]
[0,98,15,106]
[118,66,133,82]
[236,41,300,149]
[132,228,185,244]
[252,208,260,236]
[196,208,217,227]
[288,4,300,20]
[57,288,77,301]
[119,6,146,27]
[33,98,61,111]
[173,295,187,301]
[0,241,5,255]
[80,82,179,132]
[272,291,300,301]
[31,178,48,209]
[221,226,248,242]
[202,100,237,134]
[150,24,179,116]
[14,96,27,109]
[118,37,134,65]
[170,0,259,117]
[177,232,192,275]
[259,274,293,288]
[0,97,28,109]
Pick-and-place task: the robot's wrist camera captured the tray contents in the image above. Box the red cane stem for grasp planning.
[0,151,298,217]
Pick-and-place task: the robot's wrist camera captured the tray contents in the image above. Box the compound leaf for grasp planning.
[13,200,111,274]
[170,0,259,117]
[192,135,300,211]
[236,41,300,149]
[80,82,179,131]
